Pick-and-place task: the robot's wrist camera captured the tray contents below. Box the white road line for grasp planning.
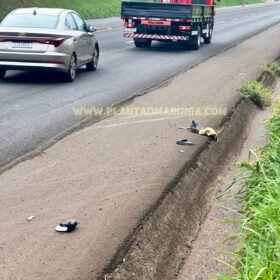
[27,162,57,176]
[231,17,239,21]
[74,116,182,135]
[216,20,225,24]
[125,41,134,44]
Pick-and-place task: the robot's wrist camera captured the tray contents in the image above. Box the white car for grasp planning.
[0,8,99,82]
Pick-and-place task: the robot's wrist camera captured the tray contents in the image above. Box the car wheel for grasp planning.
[0,69,6,79]
[86,45,99,71]
[65,55,77,82]
[191,27,201,50]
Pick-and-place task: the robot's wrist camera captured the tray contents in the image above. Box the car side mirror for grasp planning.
[87,25,96,32]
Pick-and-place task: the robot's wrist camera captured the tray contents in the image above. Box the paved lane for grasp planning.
[0,3,280,168]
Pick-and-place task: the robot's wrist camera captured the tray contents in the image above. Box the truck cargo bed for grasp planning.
[122,2,194,20]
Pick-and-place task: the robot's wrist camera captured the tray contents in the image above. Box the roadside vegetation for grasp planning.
[0,0,121,20]
[0,0,267,21]
[220,101,280,278]
[263,62,280,76]
[241,81,273,108]
[219,0,265,6]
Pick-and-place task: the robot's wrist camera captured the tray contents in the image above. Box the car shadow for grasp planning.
[0,68,90,85]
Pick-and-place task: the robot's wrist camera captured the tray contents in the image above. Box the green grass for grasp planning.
[241,81,273,109]
[263,62,280,77]
[220,104,280,279]
[0,0,121,21]
[218,0,265,7]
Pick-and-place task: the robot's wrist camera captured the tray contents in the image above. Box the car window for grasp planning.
[65,14,77,30]
[72,13,87,32]
[1,14,59,29]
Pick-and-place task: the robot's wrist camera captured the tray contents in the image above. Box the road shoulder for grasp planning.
[0,24,280,280]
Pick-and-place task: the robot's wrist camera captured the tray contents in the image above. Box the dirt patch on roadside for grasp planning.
[103,99,257,280]
[103,70,278,280]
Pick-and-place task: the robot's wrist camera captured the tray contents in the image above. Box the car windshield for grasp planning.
[1,14,59,29]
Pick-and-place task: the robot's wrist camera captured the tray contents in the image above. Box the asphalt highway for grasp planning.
[0,3,280,167]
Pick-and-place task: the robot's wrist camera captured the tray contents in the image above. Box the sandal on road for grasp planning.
[176,139,195,146]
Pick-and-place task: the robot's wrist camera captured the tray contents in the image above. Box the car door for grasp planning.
[71,13,93,64]
[65,13,84,66]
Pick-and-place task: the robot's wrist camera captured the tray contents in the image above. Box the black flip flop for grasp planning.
[176,139,195,146]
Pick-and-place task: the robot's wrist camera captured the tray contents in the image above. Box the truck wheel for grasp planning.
[191,27,201,50]
[134,39,152,48]
[179,41,191,50]
[134,41,142,48]
[203,25,213,44]
[0,69,6,79]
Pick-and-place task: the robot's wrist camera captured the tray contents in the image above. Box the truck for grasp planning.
[121,0,215,50]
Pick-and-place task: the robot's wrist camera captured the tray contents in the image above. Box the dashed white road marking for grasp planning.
[216,20,226,24]
[125,40,134,44]
[231,17,239,21]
